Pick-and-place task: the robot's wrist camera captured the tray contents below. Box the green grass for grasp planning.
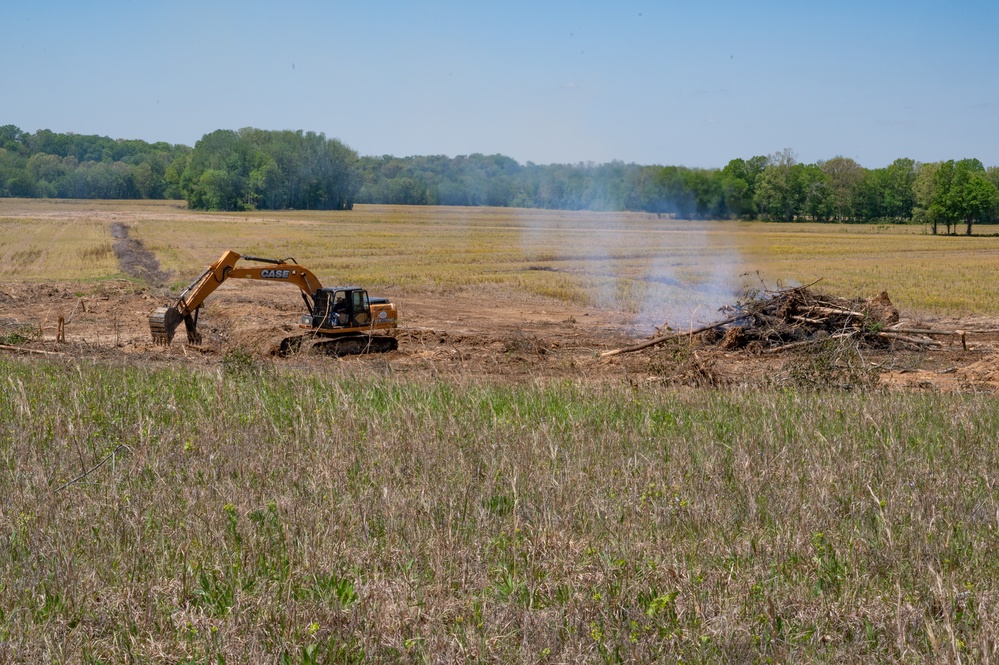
[2,356,998,662]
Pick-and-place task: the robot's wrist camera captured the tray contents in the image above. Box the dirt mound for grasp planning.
[957,354,999,384]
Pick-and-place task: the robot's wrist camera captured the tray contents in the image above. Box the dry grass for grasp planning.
[2,357,998,662]
[3,199,999,319]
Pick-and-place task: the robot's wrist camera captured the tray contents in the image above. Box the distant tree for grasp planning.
[943,160,998,235]
[192,169,241,211]
[913,162,942,232]
[721,156,767,218]
[917,159,999,235]
[3,171,38,197]
[653,166,697,218]
[988,166,999,189]
[800,163,833,221]
[132,162,158,199]
[179,128,361,211]
[755,149,805,221]
[0,125,28,154]
[26,153,68,184]
[717,173,750,219]
[884,158,917,220]
[819,156,864,222]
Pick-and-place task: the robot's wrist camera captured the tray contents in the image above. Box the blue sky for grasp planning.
[4,1,998,168]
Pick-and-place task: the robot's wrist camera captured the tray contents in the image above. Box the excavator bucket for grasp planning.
[148,306,184,345]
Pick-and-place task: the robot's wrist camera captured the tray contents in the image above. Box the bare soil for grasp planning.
[109,222,171,286]
[2,278,999,392]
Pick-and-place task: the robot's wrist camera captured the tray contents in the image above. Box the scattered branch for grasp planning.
[53,444,132,493]
[0,344,63,356]
[599,314,751,358]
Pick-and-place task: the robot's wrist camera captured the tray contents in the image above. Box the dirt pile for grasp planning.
[956,354,999,384]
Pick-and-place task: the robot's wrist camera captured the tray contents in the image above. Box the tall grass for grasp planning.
[2,357,997,662]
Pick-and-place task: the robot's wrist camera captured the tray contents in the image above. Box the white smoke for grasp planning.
[518,209,752,334]
[633,223,746,332]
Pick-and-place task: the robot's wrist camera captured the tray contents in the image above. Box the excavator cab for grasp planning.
[309,287,372,329]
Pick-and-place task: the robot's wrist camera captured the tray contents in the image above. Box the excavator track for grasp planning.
[276,333,398,357]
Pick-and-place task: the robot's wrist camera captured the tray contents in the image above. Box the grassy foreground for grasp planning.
[2,357,998,662]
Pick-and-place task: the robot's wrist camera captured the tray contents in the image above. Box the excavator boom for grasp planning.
[149,251,324,345]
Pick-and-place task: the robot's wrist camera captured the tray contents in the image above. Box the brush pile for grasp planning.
[602,283,977,359]
[700,285,908,352]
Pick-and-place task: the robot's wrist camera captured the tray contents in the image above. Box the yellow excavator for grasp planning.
[149,250,398,355]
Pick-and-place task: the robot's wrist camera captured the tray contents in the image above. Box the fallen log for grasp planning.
[600,314,750,358]
[886,328,966,336]
[800,305,867,318]
[761,332,855,354]
[791,315,827,325]
[0,344,64,356]
[885,328,968,349]
[876,332,942,347]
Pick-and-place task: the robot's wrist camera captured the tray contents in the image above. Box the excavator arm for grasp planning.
[149,251,325,345]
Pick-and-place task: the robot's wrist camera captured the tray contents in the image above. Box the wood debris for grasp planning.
[604,285,980,357]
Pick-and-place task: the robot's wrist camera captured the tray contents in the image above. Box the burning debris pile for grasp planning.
[603,284,967,359]
[701,285,902,353]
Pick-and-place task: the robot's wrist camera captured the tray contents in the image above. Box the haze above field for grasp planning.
[4,1,998,168]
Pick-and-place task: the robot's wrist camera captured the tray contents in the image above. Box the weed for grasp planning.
[647,339,725,386]
[295,574,358,609]
[220,347,260,375]
[78,242,114,261]
[785,337,879,390]
[3,357,999,661]
[0,325,37,345]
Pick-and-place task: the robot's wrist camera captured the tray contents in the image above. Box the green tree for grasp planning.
[721,156,766,218]
[192,169,241,211]
[801,163,833,221]
[819,156,864,222]
[26,153,68,184]
[3,172,38,197]
[755,149,805,221]
[884,158,917,221]
[913,162,942,232]
[0,125,28,154]
[944,160,998,235]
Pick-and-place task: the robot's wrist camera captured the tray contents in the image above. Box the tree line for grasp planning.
[3,125,998,233]
[0,125,189,199]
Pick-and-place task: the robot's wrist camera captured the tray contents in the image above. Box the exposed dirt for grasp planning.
[2,278,999,392]
[109,222,171,286]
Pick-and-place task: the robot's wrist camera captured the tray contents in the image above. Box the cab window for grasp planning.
[352,290,369,311]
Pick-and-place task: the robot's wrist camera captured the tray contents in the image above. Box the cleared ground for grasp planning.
[2,198,999,390]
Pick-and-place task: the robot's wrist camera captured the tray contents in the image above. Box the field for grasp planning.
[5,198,999,315]
[2,199,999,662]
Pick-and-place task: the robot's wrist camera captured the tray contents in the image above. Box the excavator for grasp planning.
[148,251,398,355]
